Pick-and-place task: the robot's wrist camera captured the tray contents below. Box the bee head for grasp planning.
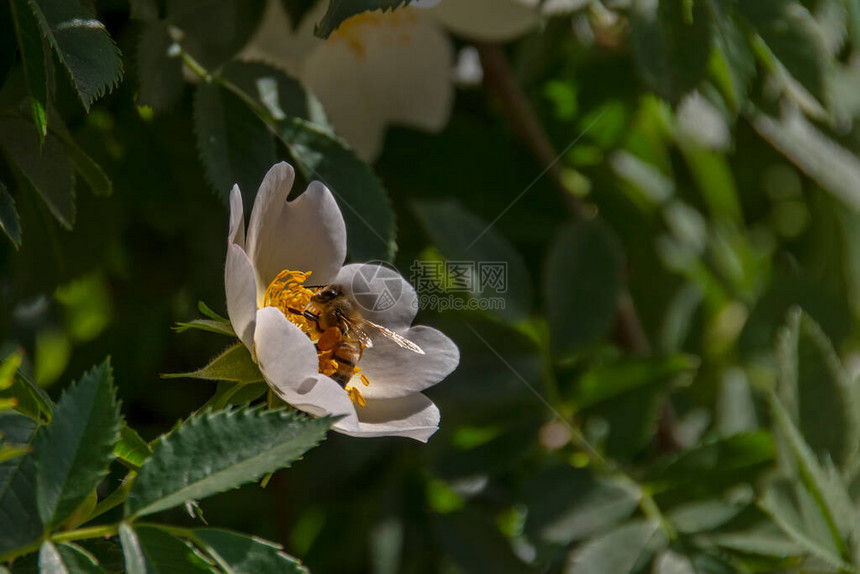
[313,285,343,304]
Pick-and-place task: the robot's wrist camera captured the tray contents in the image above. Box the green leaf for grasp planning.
[27,0,123,110]
[129,0,157,20]
[736,0,828,104]
[198,381,268,412]
[193,528,308,573]
[275,116,397,261]
[647,433,775,495]
[120,523,212,574]
[124,407,333,517]
[198,301,229,322]
[137,21,183,112]
[0,117,75,229]
[314,0,414,38]
[166,0,264,68]
[35,360,120,529]
[173,319,236,337]
[39,541,106,574]
[705,0,755,112]
[9,0,47,142]
[777,309,860,468]
[566,520,665,574]
[0,418,41,556]
[545,219,624,356]
[0,184,21,249]
[630,0,714,104]
[114,425,152,472]
[767,393,855,562]
[0,373,54,422]
[222,61,329,127]
[412,199,534,323]
[52,129,112,197]
[433,511,533,574]
[0,411,35,465]
[522,466,641,547]
[753,107,860,212]
[162,343,263,384]
[574,355,698,409]
[193,82,277,203]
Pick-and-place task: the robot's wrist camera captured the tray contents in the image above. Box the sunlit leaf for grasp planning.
[39,540,106,574]
[162,343,263,384]
[114,424,152,472]
[35,360,120,529]
[119,523,212,574]
[125,408,333,517]
[193,528,308,573]
[0,373,53,422]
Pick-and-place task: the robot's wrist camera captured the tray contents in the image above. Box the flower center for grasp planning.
[263,269,370,406]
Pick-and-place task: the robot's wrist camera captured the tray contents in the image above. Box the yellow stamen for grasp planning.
[346,385,367,407]
[265,269,373,408]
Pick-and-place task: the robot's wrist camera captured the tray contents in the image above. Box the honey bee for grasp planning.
[298,285,424,387]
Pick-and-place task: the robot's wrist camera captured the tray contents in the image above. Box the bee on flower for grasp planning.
[225,162,459,441]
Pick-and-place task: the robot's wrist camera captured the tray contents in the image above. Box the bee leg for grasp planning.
[316,326,342,352]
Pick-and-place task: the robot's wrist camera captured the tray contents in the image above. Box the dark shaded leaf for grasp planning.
[136,21,183,112]
[565,520,665,574]
[166,0,264,67]
[0,117,75,228]
[574,355,698,409]
[28,0,123,110]
[193,82,277,203]
[0,184,21,249]
[630,0,713,104]
[433,510,532,574]
[523,466,641,547]
[705,0,755,111]
[412,199,533,323]
[736,0,828,104]
[545,219,623,356]
[0,417,41,556]
[193,528,308,573]
[9,0,47,141]
[125,408,333,517]
[35,360,120,529]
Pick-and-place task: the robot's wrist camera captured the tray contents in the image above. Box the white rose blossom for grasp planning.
[240,0,540,161]
[224,162,459,441]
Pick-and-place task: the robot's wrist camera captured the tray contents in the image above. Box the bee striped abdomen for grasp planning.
[330,337,363,387]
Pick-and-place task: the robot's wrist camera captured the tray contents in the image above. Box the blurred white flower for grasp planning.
[224,162,459,441]
[241,0,541,160]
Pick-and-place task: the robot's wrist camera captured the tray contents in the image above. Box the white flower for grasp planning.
[225,162,459,441]
[241,0,540,161]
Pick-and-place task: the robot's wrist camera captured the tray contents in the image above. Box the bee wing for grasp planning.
[363,320,425,354]
[337,314,374,349]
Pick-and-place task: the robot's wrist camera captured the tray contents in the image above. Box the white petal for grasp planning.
[429,0,539,41]
[225,244,259,351]
[300,9,453,161]
[356,326,459,399]
[228,185,245,248]
[246,163,347,301]
[254,307,360,429]
[335,393,440,442]
[335,263,418,331]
